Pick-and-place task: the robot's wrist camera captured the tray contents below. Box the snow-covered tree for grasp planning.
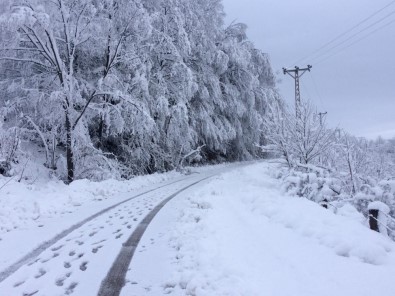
[0,0,280,181]
[263,99,335,167]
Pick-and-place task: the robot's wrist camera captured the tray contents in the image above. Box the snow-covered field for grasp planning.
[124,162,395,296]
[1,161,395,296]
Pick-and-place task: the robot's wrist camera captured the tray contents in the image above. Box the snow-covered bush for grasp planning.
[264,94,395,239]
[277,163,395,240]
[281,166,340,202]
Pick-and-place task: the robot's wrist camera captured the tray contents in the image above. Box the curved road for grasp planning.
[0,167,236,295]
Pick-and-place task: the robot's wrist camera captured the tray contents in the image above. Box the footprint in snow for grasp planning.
[79,261,88,271]
[92,239,106,245]
[40,257,50,264]
[92,245,103,253]
[51,245,64,252]
[65,282,78,295]
[89,231,97,237]
[13,280,25,287]
[28,258,40,266]
[34,268,46,279]
[22,289,39,296]
[55,272,71,286]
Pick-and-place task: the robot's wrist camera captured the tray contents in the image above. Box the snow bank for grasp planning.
[0,172,180,233]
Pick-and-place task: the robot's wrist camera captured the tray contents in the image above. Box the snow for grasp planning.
[368,201,390,214]
[0,171,181,234]
[336,203,365,223]
[1,161,395,295]
[0,168,226,294]
[123,162,395,296]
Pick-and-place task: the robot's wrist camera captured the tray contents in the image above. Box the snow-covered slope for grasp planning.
[0,171,182,234]
[124,162,395,296]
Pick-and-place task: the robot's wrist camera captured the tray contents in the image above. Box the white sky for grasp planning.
[222,0,395,139]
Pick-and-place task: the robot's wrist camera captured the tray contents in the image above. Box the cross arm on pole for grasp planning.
[283,65,312,76]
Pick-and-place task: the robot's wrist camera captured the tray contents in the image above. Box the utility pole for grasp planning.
[282,65,312,119]
[318,111,327,126]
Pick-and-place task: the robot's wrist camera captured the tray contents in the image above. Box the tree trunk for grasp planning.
[98,115,104,149]
[65,112,74,183]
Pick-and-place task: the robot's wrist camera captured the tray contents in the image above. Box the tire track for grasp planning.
[0,177,193,283]
[98,176,214,296]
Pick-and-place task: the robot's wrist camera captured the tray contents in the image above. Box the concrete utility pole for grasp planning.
[282,65,312,119]
[318,111,327,126]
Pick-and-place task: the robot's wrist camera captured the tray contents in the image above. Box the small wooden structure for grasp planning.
[368,201,390,235]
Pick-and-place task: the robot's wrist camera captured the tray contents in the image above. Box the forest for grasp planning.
[0,0,276,183]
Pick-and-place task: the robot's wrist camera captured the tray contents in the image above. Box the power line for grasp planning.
[309,72,325,109]
[309,9,395,64]
[314,17,395,65]
[291,0,395,66]
[300,79,312,100]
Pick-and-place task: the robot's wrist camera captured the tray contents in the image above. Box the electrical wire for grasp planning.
[308,72,325,110]
[290,0,395,66]
[309,9,395,64]
[314,17,395,65]
[300,79,312,101]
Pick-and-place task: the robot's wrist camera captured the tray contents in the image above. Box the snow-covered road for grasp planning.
[0,164,244,296]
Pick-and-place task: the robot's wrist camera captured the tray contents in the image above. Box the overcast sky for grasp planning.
[222,0,395,139]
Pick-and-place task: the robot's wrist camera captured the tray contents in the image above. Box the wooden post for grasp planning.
[368,209,380,232]
[368,201,390,235]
